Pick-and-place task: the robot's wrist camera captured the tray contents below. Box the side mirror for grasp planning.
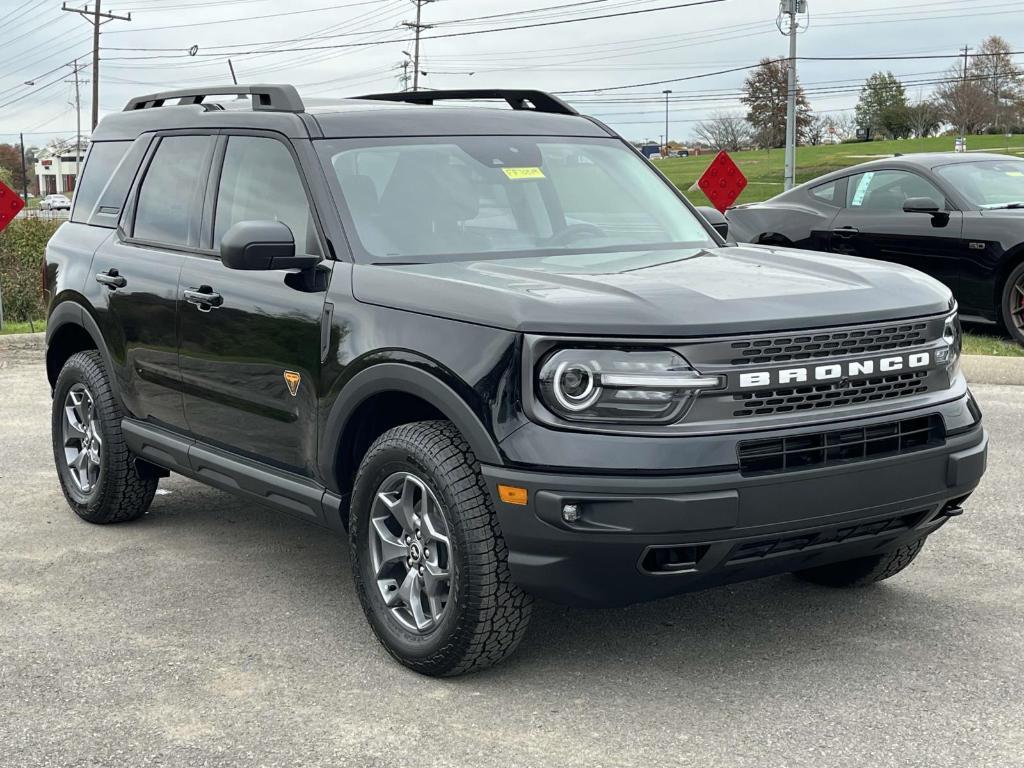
[902,197,942,215]
[696,206,729,239]
[220,220,319,271]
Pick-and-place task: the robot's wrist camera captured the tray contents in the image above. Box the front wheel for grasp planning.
[349,421,532,676]
[793,538,926,587]
[999,261,1024,346]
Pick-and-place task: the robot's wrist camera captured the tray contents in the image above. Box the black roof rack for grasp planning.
[123,84,304,113]
[355,89,578,116]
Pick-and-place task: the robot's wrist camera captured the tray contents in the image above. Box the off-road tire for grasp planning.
[52,350,158,524]
[794,537,927,587]
[999,261,1024,346]
[349,420,533,676]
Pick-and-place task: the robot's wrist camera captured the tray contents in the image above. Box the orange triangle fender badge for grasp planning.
[283,370,301,397]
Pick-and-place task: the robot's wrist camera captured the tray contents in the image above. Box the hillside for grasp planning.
[661,134,1024,207]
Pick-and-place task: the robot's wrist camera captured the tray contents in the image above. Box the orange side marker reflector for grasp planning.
[498,484,528,505]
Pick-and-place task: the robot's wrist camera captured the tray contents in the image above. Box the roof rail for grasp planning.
[123,84,304,113]
[355,89,579,116]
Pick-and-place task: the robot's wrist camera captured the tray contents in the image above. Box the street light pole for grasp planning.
[663,89,672,156]
[780,0,802,190]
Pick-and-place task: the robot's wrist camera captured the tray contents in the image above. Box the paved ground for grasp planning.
[1,343,1022,768]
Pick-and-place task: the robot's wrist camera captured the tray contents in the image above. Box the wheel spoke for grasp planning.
[397,568,429,631]
[421,507,450,548]
[421,560,449,596]
[371,516,408,575]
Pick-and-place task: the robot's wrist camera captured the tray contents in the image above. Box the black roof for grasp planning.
[92,84,612,142]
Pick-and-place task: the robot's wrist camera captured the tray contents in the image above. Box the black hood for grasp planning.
[352,245,953,336]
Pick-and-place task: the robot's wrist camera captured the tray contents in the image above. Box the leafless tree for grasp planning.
[970,35,1022,132]
[906,101,942,138]
[935,64,992,135]
[693,112,751,152]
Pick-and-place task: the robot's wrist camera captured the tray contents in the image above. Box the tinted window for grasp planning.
[846,170,943,210]
[809,180,839,204]
[319,136,713,262]
[133,135,212,246]
[71,142,129,225]
[214,136,319,255]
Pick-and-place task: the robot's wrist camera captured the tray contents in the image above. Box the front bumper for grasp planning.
[483,402,987,607]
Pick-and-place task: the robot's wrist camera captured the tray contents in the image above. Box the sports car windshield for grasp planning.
[316,136,715,262]
[934,159,1024,209]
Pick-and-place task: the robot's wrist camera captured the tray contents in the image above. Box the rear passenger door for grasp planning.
[176,133,331,477]
[90,133,214,430]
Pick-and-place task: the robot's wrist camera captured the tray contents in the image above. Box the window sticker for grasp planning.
[502,167,545,180]
[850,172,874,207]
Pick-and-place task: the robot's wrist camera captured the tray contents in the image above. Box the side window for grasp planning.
[133,135,212,246]
[809,179,839,205]
[214,136,320,256]
[71,142,130,225]
[846,170,944,211]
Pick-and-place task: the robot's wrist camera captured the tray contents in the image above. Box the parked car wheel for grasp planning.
[999,261,1024,346]
[349,420,533,676]
[793,538,926,587]
[51,351,158,523]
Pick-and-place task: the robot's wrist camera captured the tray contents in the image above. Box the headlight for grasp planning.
[537,348,723,424]
[937,312,962,372]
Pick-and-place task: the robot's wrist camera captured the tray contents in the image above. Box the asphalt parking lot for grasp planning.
[1,338,1022,768]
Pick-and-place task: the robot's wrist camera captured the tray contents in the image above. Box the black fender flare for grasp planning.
[45,299,117,392]
[319,361,503,491]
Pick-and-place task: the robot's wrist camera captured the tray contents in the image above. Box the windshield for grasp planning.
[316,136,714,262]
[934,159,1024,209]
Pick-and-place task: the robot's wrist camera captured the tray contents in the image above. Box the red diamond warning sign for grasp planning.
[0,180,26,233]
[696,151,747,213]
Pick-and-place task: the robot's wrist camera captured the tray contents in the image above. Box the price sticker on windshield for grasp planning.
[502,167,545,180]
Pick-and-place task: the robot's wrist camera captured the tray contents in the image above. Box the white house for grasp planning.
[34,141,87,197]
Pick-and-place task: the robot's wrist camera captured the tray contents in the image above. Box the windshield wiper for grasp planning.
[986,202,1024,209]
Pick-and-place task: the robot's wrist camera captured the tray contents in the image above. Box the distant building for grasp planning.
[34,142,86,196]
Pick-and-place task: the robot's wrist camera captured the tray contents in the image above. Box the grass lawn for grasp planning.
[660,133,1024,208]
[962,328,1024,357]
[0,319,45,335]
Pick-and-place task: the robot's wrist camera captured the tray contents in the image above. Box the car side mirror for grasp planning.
[220,220,319,271]
[902,197,942,214]
[696,206,729,239]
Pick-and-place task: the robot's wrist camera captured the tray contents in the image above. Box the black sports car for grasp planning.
[725,152,1024,343]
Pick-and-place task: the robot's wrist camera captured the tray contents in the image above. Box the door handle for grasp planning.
[831,226,859,236]
[184,286,223,312]
[95,269,127,289]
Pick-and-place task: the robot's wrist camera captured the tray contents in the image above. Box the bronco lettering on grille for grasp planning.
[738,352,931,389]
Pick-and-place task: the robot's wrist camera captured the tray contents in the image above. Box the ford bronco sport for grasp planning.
[44,85,988,676]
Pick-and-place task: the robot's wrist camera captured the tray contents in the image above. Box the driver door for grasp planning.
[828,169,963,293]
[176,133,331,476]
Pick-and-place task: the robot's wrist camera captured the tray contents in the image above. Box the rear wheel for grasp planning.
[999,261,1024,346]
[51,351,158,524]
[793,538,926,587]
[349,420,532,676]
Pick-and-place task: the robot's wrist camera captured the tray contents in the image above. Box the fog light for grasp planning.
[561,503,581,523]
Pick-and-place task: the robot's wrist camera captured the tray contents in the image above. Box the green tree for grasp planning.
[741,57,812,148]
[855,72,911,139]
[0,143,26,192]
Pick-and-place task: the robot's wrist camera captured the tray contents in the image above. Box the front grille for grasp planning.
[728,321,929,366]
[733,371,928,417]
[725,510,930,564]
[737,415,944,476]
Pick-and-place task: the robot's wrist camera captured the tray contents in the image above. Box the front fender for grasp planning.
[319,360,504,491]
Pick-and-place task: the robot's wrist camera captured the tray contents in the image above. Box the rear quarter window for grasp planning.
[809,179,841,206]
[71,138,150,228]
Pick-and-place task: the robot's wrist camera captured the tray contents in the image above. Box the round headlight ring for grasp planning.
[552,361,601,412]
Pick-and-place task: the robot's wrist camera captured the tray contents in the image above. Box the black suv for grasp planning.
[44,85,988,676]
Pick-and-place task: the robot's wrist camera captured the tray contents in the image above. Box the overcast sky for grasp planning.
[0,0,1019,148]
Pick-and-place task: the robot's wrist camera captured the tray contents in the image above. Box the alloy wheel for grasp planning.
[368,471,453,633]
[62,383,102,494]
[1012,275,1024,337]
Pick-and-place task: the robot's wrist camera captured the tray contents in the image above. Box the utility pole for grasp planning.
[19,132,28,205]
[65,59,86,186]
[779,0,805,191]
[960,44,972,145]
[61,2,131,130]
[662,89,672,156]
[403,0,435,92]
[228,59,238,85]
